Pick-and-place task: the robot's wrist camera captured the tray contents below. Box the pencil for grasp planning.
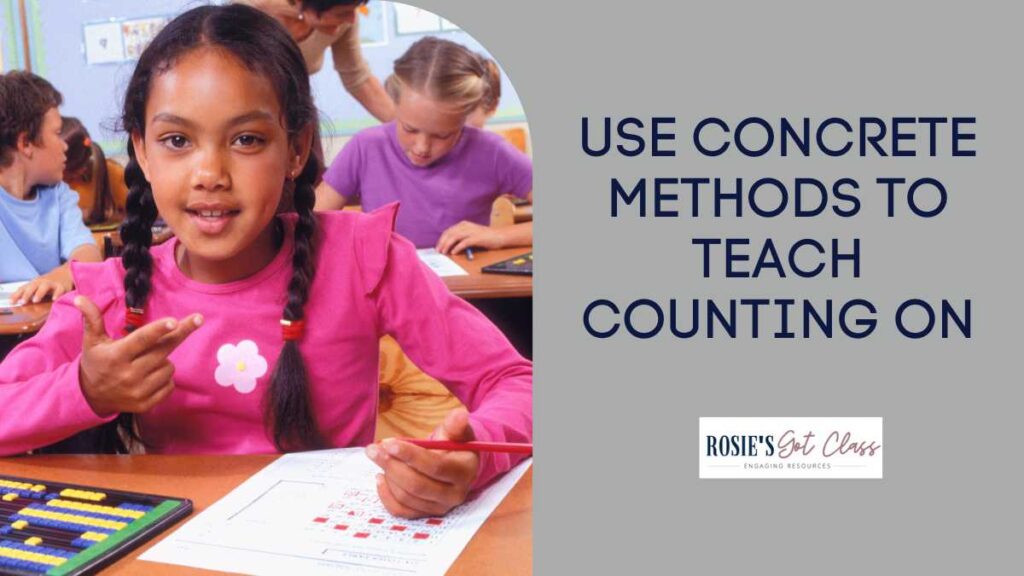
[465,248,475,261]
[401,439,533,455]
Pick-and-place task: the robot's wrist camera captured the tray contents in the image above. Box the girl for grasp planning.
[61,116,128,225]
[314,37,533,256]
[0,4,531,520]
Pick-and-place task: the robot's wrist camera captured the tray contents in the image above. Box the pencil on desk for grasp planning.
[401,439,532,455]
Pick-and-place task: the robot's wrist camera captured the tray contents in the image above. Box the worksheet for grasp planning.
[0,281,27,308]
[416,249,468,277]
[141,449,530,575]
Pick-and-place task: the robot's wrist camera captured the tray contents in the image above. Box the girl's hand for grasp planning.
[74,295,203,417]
[367,408,481,519]
[436,221,504,255]
[10,268,74,305]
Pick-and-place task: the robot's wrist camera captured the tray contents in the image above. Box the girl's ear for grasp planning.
[289,124,314,176]
[131,130,152,180]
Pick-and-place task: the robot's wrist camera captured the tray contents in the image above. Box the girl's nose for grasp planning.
[191,149,230,191]
[412,135,430,156]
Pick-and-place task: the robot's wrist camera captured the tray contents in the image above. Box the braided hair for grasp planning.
[115,4,326,452]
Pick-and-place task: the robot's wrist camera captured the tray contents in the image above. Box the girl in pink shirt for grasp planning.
[0,4,531,520]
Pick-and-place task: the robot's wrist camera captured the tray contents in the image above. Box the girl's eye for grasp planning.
[234,134,265,147]
[161,135,190,149]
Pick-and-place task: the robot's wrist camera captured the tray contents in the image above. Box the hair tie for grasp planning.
[124,307,145,334]
[83,137,92,147]
[281,318,306,341]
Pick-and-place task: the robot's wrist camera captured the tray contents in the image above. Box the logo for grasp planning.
[699,417,883,479]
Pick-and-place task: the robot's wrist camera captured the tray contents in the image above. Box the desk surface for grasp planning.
[443,247,533,300]
[0,455,532,575]
[0,301,51,336]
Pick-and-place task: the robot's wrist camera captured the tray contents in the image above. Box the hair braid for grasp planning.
[91,143,157,454]
[120,145,157,316]
[265,157,325,451]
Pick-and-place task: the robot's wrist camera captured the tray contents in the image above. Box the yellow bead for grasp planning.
[11,520,27,530]
[25,536,42,546]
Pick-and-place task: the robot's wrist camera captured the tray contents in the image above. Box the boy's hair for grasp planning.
[62,116,114,224]
[385,37,500,116]
[0,71,63,168]
[117,4,325,452]
[288,0,368,16]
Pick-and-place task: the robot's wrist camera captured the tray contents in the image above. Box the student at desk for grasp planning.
[314,37,533,256]
[62,116,129,225]
[0,72,102,305]
[0,5,531,519]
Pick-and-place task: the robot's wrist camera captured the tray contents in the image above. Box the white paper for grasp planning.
[0,281,28,308]
[358,0,389,47]
[141,449,530,576]
[416,249,468,277]
[83,21,125,65]
[394,4,441,34]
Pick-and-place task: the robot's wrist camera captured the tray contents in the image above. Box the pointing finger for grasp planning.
[119,317,184,359]
[150,314,204,356]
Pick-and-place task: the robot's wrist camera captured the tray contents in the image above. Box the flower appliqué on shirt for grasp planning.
[214,340,268,394]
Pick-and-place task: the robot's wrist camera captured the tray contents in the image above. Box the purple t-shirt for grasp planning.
[322,122,532,248]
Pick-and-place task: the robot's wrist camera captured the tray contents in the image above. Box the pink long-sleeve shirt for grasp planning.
[0,204,532,487]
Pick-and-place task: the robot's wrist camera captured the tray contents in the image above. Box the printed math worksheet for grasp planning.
[141,448,530,575]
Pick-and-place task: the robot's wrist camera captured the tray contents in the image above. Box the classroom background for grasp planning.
[0,0,531,162]
[1,0,535,381]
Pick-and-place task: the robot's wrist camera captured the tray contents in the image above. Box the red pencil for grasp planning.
[400,439,533,455]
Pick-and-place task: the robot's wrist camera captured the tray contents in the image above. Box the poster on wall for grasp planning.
[83,16,168,65]
[358,0,388,47]
[83,20,125,65]
[394,3,442,35]
[122,17,169,60]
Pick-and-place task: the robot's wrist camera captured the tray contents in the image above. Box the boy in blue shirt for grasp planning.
[0,71,101,305]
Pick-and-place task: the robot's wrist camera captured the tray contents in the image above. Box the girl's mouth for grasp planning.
[186,209,240,235]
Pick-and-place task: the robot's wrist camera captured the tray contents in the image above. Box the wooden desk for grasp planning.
[0,301,51,335]
[443,247,533,300]
[0,455,532,575]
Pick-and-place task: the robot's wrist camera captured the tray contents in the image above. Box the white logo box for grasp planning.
[699,417,883,479]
